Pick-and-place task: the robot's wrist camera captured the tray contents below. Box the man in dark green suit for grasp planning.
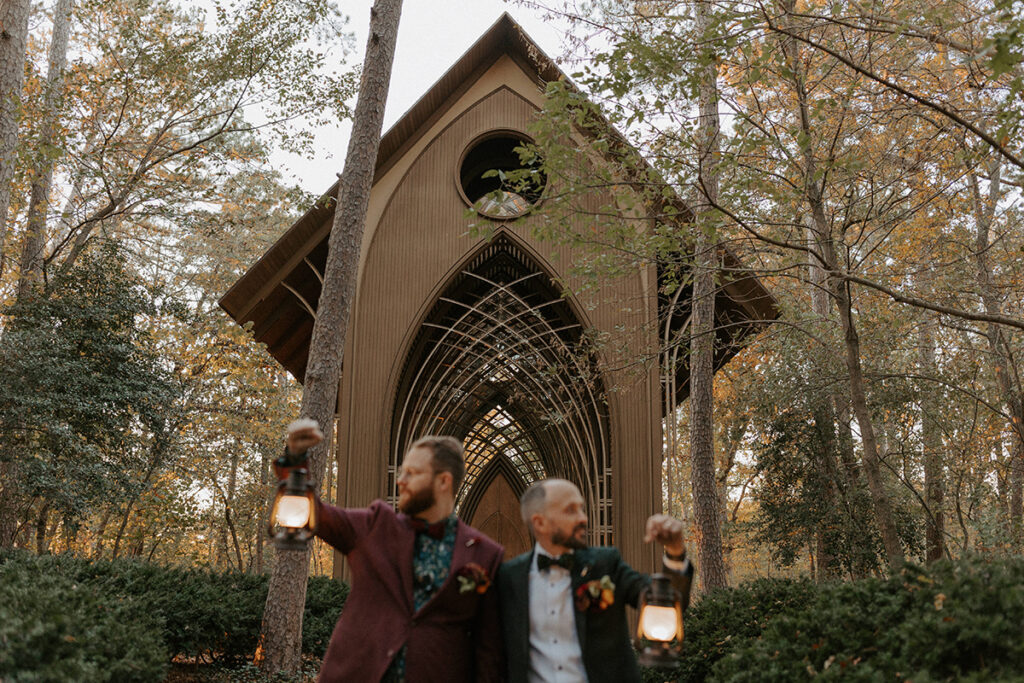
[497,479,694,683]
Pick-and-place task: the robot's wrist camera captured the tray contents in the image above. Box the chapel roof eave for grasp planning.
[218,12,778,384]
[218,13,552,338]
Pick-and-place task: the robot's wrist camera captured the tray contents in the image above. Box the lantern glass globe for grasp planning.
[639,605,678,642]
[277,494,312,528]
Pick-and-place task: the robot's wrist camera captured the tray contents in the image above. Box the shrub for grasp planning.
[641,576,817,683]
[0,562,168,683]
[303,576,349,657]
[0,549,349,674]
[711,555,1024,681]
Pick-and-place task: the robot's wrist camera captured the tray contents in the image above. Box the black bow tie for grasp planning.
[409,517,446,540]
[537,553,574,572]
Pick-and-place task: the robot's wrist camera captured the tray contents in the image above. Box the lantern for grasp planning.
[268,467,317,550]
[635,573,684,667]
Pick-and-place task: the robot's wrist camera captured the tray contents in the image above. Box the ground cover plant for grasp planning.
[709,555,1024,681]
[0,550,347,681]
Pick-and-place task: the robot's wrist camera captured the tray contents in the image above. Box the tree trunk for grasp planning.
[834,280,905,569]
[111,503,132,560]
[256,0,403,674]
[806,221,841,579]
[35,501,51,555]
[257,446,269,574]
[92,508,112,559]
[225,496,244,571]
[15,0,72,297]
[0,0,32,545]
[918,310,945,562]
[1012,439,1024,545]
[779,0,904,569]
[688,0,728,592]
[0,0,31,278]
[968,162,1024,546]
[0,462,21,548]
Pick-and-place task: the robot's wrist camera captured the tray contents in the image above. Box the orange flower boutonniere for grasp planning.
[575,575,615,612]
[455,562,491,595]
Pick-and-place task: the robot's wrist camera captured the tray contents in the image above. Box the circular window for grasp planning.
[459,133,545,219]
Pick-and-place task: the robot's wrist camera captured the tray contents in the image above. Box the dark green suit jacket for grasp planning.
[497,546,693,683]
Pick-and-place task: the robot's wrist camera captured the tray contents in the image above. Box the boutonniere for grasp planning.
[455,562,491,594]
[575,575,615,612]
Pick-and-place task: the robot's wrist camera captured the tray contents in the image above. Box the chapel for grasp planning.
[220,13,775,574]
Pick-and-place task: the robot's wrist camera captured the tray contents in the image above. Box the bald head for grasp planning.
[520,480,547,527]
[520,479,588,553]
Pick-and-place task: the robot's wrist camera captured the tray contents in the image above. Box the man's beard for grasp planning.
[399,485,436,516]
[551,524,588,550]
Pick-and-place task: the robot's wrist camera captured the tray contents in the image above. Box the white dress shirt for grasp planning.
[528,543,587,683]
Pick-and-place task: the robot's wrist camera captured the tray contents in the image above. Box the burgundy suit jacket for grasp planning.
[314,499,504,683]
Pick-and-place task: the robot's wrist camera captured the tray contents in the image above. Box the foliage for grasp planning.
[641,574,811,683]
[0,560,169,683]
[0,245,180,522]
[711,555,1024,681]
[675,576,817,682]
[0,549,348,671]
[749,407,923,574]
[514,0,1024,576]
[302,576,349,657]
[207,659,321,682]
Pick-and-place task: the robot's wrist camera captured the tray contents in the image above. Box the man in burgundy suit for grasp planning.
[284,421,504,683]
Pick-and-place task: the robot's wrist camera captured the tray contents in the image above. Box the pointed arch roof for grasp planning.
[219,12,776,384]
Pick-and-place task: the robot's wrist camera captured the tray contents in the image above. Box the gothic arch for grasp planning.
[389,231,613,544]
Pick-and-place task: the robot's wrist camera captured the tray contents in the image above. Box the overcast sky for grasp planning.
[271,0,568,191]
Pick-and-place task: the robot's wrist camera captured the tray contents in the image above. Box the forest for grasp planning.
[1,0,1023,681]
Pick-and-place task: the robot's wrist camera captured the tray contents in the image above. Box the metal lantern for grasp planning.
[268,467,317,550]
[635,573,684,667]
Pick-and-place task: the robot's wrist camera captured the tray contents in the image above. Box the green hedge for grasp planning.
[0,562,168,682]
[0,550,348,680]
[640,555,1024,682]
[6,549,1022,682]
[711,555,1024,681]
[641,576,816,683]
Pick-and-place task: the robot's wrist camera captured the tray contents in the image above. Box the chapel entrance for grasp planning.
[465,471,531,558]
[389,234,613,549]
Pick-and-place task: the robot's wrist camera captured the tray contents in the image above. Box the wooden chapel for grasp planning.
[220,13,775,576]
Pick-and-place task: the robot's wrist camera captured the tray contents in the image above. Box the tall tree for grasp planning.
[0,0,31,277]
[775,0,906,570]
[16,0,73,298]
[689,0,728,590]
[0,0,33,548]
[256,0,403,674]
[969,157,1024,544]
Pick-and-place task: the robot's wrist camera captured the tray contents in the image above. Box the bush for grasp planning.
[641,576,816,683]
[0,550,349,675]
[303,576,348,657]
[0,562,168,683]
[711,555,1024,681]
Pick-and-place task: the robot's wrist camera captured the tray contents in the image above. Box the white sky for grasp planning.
[270,0,568,191]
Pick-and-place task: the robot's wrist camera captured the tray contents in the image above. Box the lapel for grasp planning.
[570,546,592,654]
[510,552,532,661]
[395,512,416,613]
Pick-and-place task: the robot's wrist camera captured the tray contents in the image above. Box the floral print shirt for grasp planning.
[382,514,458,682]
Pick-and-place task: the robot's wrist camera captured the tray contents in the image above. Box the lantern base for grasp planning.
[272,531,314,551]
[637,645,679,669]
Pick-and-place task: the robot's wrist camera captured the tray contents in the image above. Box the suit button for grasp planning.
[387,649,394,657]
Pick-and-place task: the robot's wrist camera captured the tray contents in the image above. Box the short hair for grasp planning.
[520,480,548,529]
[410,436,466,492]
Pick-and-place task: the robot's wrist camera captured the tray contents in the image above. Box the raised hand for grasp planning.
[287,418,324,456]
[643,514,685,557]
